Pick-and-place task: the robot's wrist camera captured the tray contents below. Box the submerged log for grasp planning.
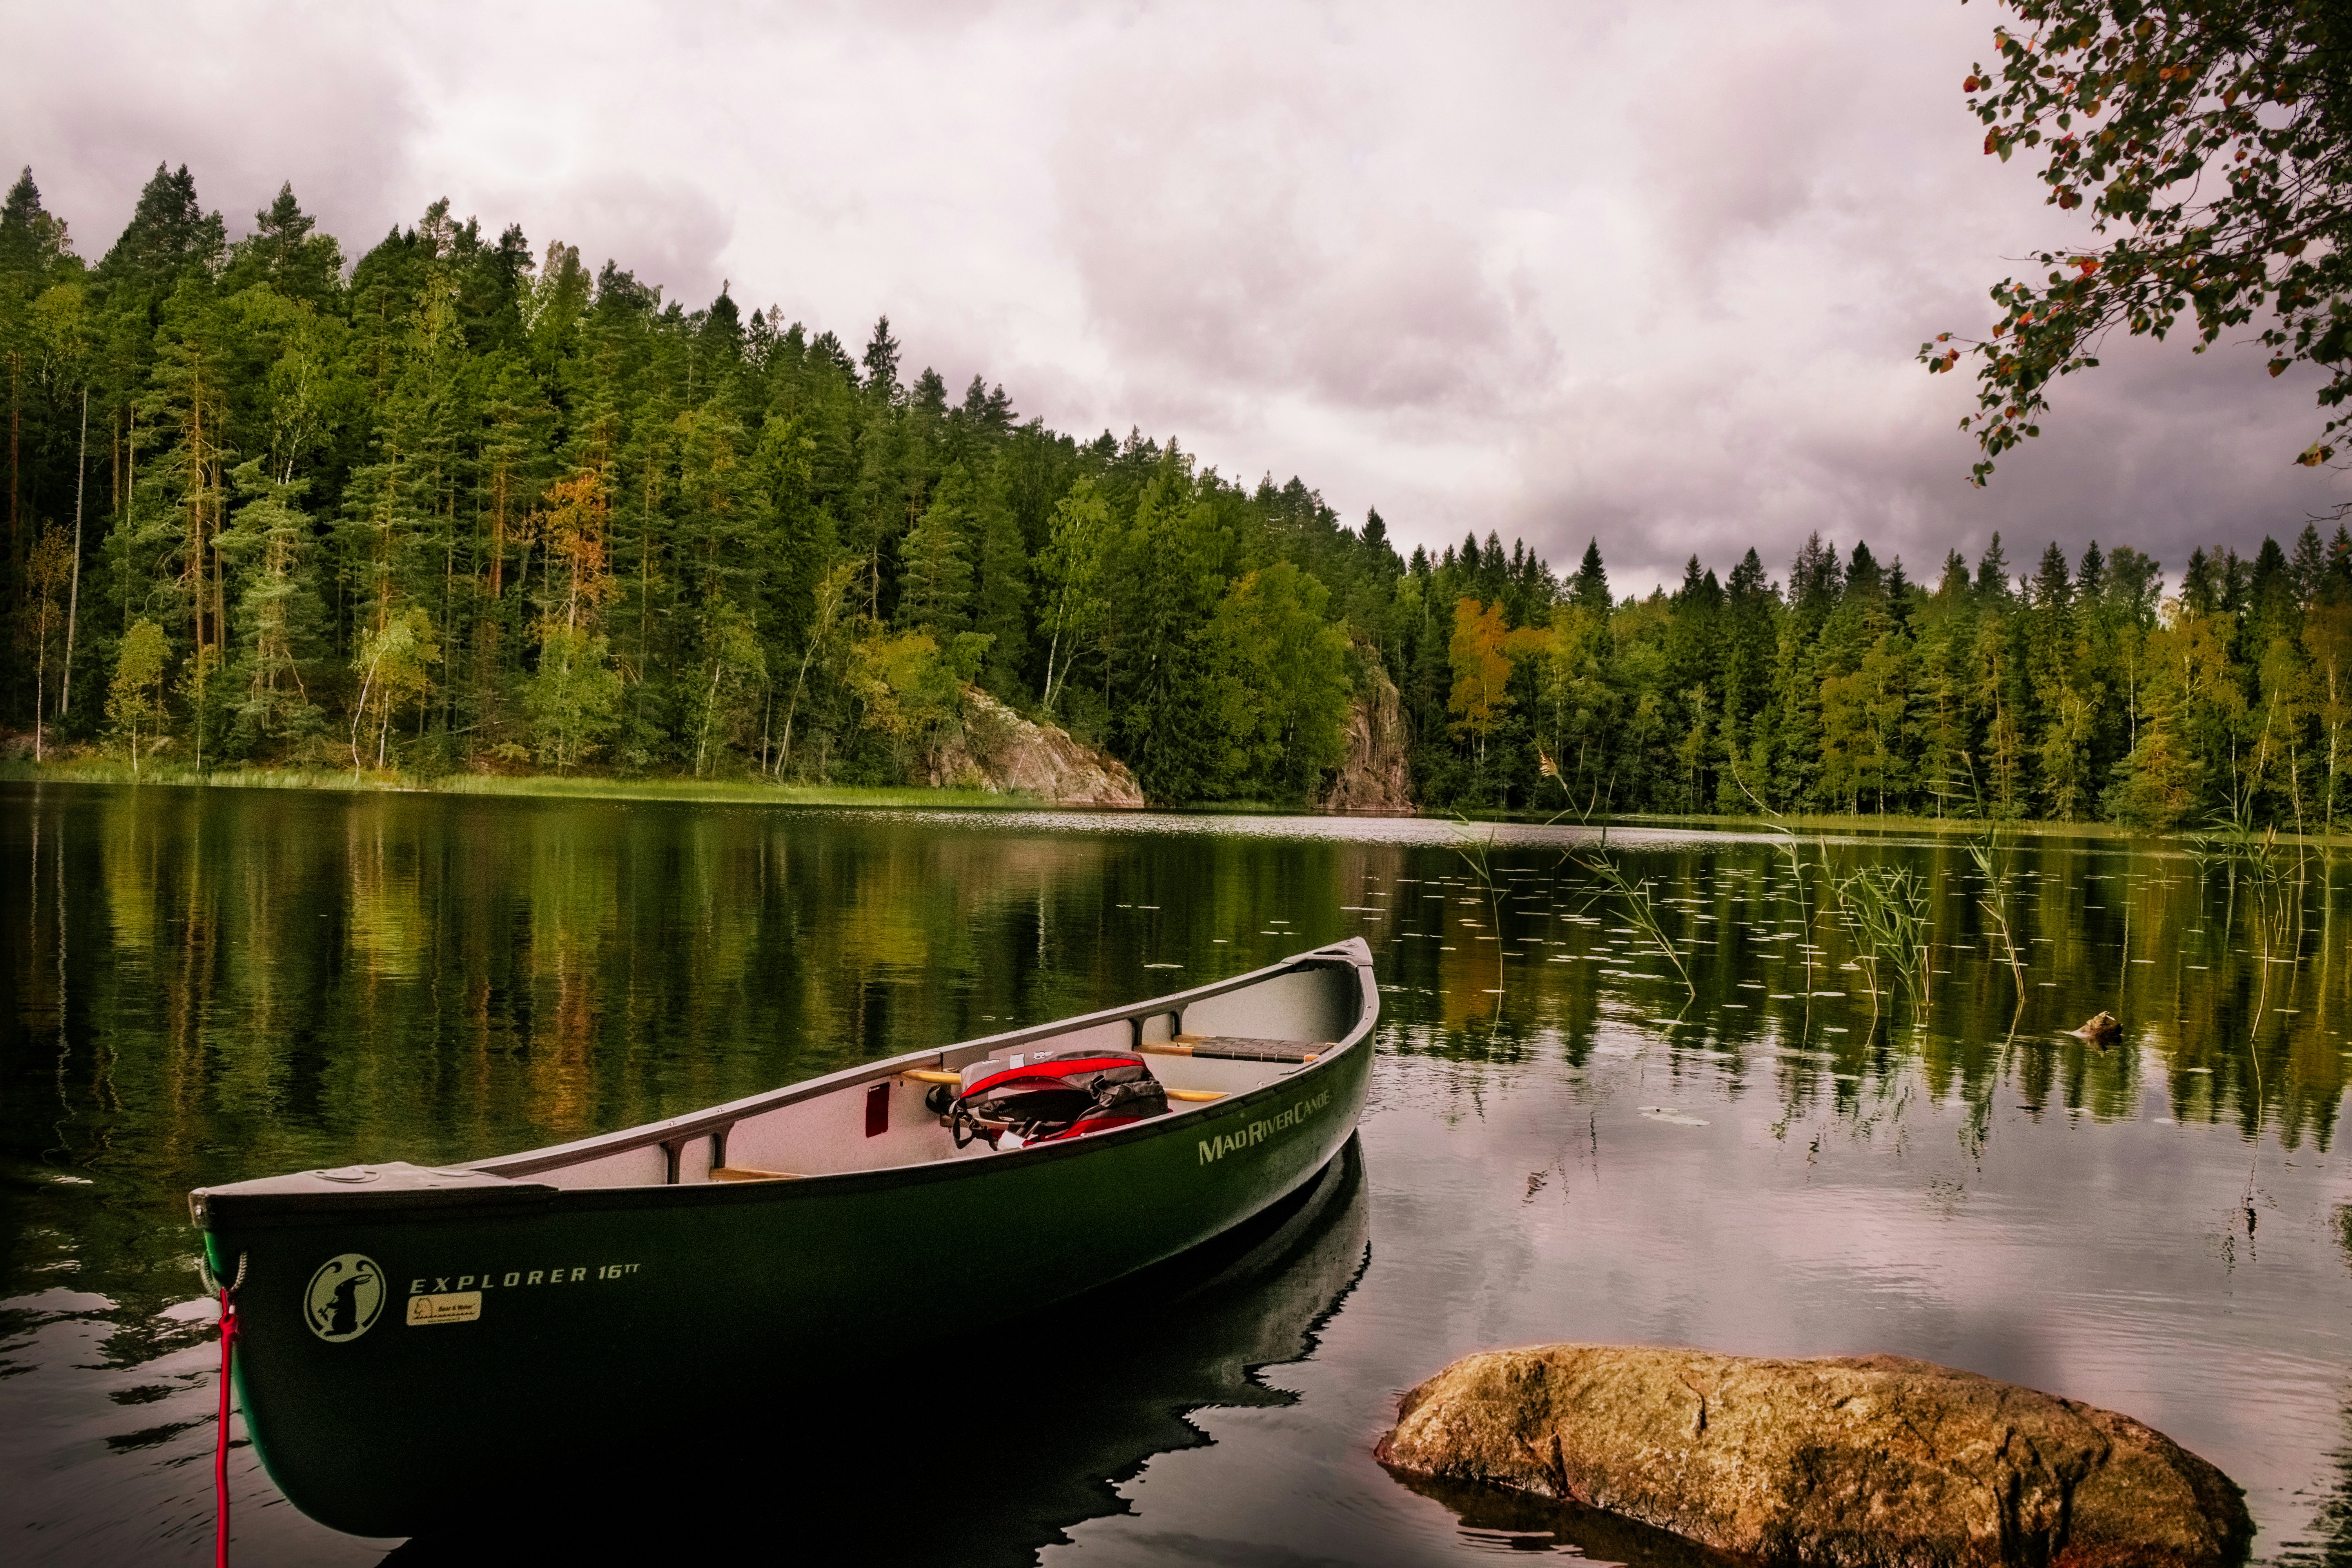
[1377,1345,2250,1568]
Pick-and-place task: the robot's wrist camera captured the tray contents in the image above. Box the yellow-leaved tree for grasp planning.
[1447,597,1548,780]
[523,471,622,773]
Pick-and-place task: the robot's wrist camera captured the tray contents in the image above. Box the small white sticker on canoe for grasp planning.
[407,1291,483,1326]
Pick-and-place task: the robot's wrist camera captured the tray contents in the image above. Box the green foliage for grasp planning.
[844,624,964,777]
[1205,564,1353,799]
[524,622,617,774]
[897,463,975,634]
[688,598,766,777]
[1105,464,1231,802]
[218,460,323,749]
[20,522,72,758]
[354,606,441,770]
[1926,0,2352,477]
[1036,477,1111,719]
[9,161,2352,823]
[107,617,169,773]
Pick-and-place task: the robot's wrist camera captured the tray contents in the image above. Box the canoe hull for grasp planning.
[201,949,1376,1537]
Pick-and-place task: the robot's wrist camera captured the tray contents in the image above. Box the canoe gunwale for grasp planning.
[463,940,1372,1181]
[193,940,1376,1228]
[201,1049,1356,1229]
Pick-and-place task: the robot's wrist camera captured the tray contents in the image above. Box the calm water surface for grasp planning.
[5,782,2352,1564]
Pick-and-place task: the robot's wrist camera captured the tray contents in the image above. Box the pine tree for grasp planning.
[1570,537,1610,613]
[1107,463,1227,800]
[218,460,323,748]
[860,316,902,403]
[968,461,1030,699]
[1975,533,2012,602]
[897,463,974,634]
[222,184,343,305]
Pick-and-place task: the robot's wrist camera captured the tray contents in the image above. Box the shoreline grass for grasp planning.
[1447,802,2352,845]
[7,759,2351,842]
[0,759,1042,811]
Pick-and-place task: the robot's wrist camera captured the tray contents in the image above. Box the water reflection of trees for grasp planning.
[2277,1215,2352,1568]
[1374,835,2349,1151]
[6,792,1403,1206]
[8,788,2350,1312]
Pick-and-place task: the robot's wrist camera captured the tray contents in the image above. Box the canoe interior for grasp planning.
[458,951,1363,1189]
[191,942,1374,1214]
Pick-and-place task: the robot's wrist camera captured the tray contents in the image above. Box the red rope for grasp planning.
[214,1284,238,1568]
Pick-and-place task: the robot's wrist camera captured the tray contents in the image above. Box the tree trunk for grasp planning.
[33,603,46,762]
[1041,621,1062,715]
[8,350,19,591]
[122,407,134,633]
[695,659,722,777]
[62,388,87,716]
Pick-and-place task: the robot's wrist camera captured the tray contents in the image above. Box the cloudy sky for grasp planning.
[3,0,2336,591]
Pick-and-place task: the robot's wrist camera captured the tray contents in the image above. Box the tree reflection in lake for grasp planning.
[1381,832,2349,1149]
[5,782,2352,1564]
[2274,1211,2352,1568]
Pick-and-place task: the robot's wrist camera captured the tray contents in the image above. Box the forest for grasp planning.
[4,163,2352,828]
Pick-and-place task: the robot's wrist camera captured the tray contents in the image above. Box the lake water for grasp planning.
[4,781,2351,1564]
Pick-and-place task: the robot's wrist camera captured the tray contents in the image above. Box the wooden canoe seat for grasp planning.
[711,1166,804,1182]
[1140,1035,1324,1065]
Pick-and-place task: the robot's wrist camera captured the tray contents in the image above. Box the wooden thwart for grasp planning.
[711,1167,804,1182]
[1166,1088,1227,1102]
[1140,1034,1323,1065]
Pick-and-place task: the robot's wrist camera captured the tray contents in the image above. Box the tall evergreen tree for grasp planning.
[1570,538,1609,613]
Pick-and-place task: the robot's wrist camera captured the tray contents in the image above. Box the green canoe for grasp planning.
[190,938,1379,1537]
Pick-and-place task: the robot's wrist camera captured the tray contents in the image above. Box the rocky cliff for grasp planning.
[1320,659,1414,812]
[926,687,1144,807]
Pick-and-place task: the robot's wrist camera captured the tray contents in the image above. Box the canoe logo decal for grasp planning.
[1198,1089,1332,1166]
[304,1253,387,1342]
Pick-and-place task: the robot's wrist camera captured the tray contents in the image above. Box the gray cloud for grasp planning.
[3,0,2339,593]
[1052,44,1553,424]
[0,3,415,261]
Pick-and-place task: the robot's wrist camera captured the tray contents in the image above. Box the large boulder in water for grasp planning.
[1377,1345,2250,1568]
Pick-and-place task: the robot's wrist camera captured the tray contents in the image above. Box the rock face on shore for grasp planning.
[1377,1345,2251,1568]
[1320,661,1413,812]
[926,687,1144,807]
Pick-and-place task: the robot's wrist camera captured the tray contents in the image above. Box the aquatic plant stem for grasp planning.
[1729,769,1826,1022]
[1573,843,1697,1004]
[1953,757,2026,1027]
[1448,813,1507,1013]
[1533,761,1695,1007]
[1832,863,1931,1025]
